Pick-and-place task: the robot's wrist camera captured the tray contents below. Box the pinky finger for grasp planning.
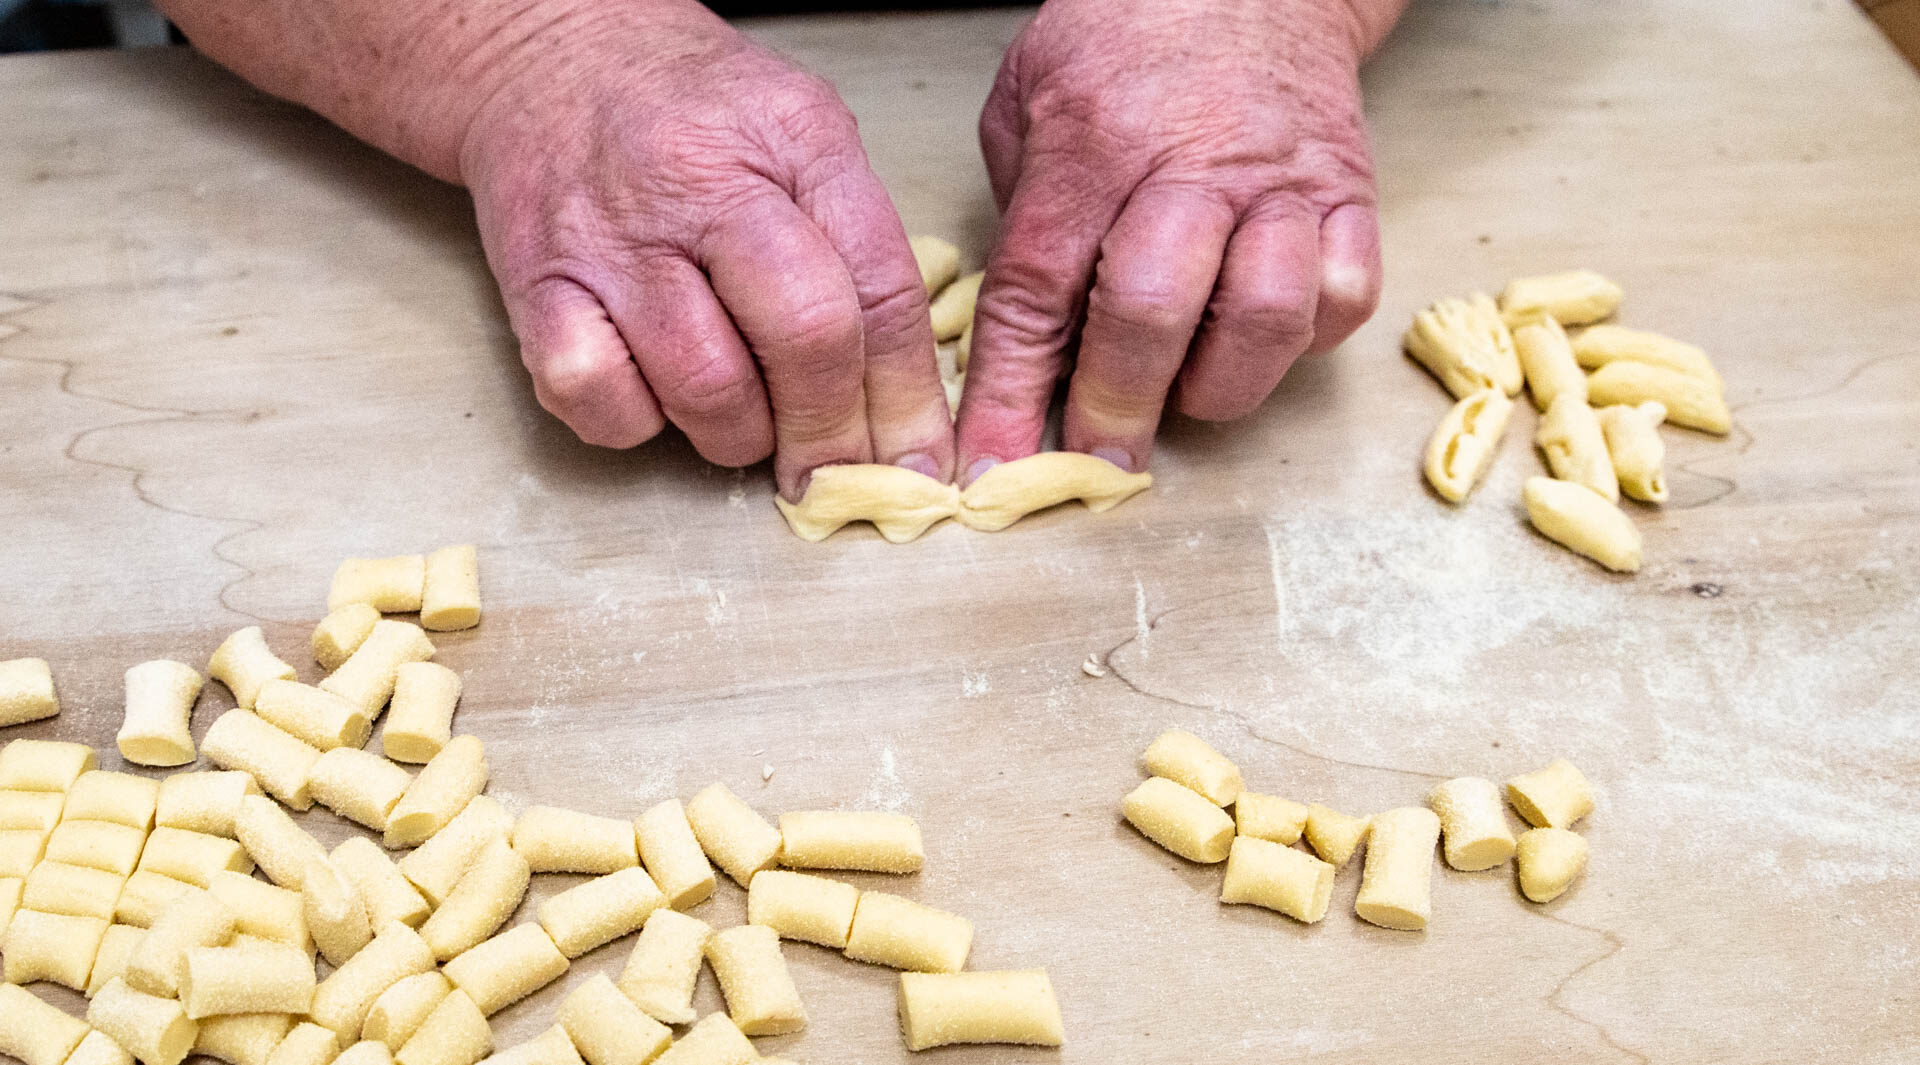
[510,275,666,448]
[1304,202,1382,358]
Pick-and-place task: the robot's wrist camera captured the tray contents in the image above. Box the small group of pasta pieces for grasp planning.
[1406,270,1731,572]
[907,235,980,415]
[0,547,1065,1065]
[1121,730,1595,930]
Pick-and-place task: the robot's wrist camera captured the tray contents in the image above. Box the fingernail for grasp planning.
[964,457,1000,486]
[1091,446,1136,472]
[894,452,939,479]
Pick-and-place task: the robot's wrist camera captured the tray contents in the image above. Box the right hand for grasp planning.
[459,1,952,498]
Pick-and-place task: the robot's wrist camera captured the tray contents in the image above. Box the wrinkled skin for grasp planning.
[956,0,1385,482]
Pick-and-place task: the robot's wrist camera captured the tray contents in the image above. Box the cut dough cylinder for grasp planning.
[746,870,858,948]
[384,664,461,764]
[336,1043,395,1065]
[0,659,59,727]
[364,972,451,1051]
[314,604,382,672]
[420,545,482,632]
[1536,394,1620,502]
[1427,777,1517,871]
[144,817,253,886]
[90,922,147,995]
[114,871,202,928]
[844,890,973,973]
[268,1023,344,1065]
[399,796,511,906]
[774,464,960,544]
[234,795,331,890]
[705,924,807,1036]
[956,452,1153,532]
[1506,759,1595,829]
[1404,293,1521,399]
[329,557,427,614]
[1220,836,1335,923]
[1511,312,1588,410]
[310,921,437,1047]
[537,866,665,958]
[1353,806,1441,931]
[2,982,90,1065]
[477,1026,583,1065]
[1523,477,1642,573]
[309,747,412,832]
[1498,269,1623,327]
[1516,827,1589,903]
[1586,361,1729,435]
[1597,401,1670,503]
[201,710,322,810]
[320,621,436,719]
[182,942,317,1018]
[306,858,375,966]
[909,235,961,295]
[332,836,432,930]
[897,970,1065,1051]
[254,680,372,752]
[3,908,109,989]
[1121,777,1234,863]
[1139,728,1242,806]
[617,908,712,1026]
[46,819,145,875]
[207,627,297,711]
[511,806,637,874]
[1423,388,1513,504]
[1571,323,1722,389]
[1234,793,1310,845]
[156,772,258,838]
[556,974,672,1065]
[0,875,18,938]
[441,924,568,1017]
[88,978,199,1065]
[1304,804,1370,867]
[0,790,63,831]
[386,736,487,848]
[651,1015,754,1065]
[118,660,204,767]
[128,891,238,997]
[928,270,982,340]
[420,837,528,961]
[22,860,125,920]
[66,1029,134,1065]
[634,799,716,909]
[394,989,490,1065]
[0,828,44,878]
[0,739,96,791]
[685,783,782,888]
[195,1011,292,1065]
[778,810,923,873]
[64,772,160,830]
[207,870,308,950]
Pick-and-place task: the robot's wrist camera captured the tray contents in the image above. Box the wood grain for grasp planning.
[1,3,1917,1062]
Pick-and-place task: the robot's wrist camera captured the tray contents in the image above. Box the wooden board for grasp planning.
[2,2,1917,1061]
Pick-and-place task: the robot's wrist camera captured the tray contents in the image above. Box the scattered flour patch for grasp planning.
[1134,576,1150,656]
[961,670,991,697]
[861,746,909,810]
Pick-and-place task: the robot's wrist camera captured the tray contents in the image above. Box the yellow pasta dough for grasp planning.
[398,795,511,906]
[118,661,204,767]
[386,736,486,848]
[1303,803,1370,867]
[956,452,1153,532]
[746,869,858,949]
[1220,836,1335,923]
[1423,388,1513,504]
[778,810,923,874]
[774,464,961,544]
[88,922,147,996]
[364,972,451,1051]
[319,621,436,719]
[1596,401,1669,503]
[843,890,973,973]
[1427,776,1517,871]
[705,924,806,1036]
[22,860,124,921]
[335,1042,395,1065]
[313,604,382,672]
[156,771,258,838]
[308,747,412,832]
[4,908,109,989]
[182,942,317,1018]
[88,978,199,1065]
[66,1029,134,1065]
[267,1022,343,1065]
[1571,323,1722,389]
[634,798,716,909]
[64,772,160,830]
[650,1015,754,1065]
[384,664,461,764]
[114,871,201,928]
[138,827,254,888]
[896,970,1065,1051]
[1511,312,1588,410]
[127,890,237,997]
[195,1012,293,1065]
[477,1026,582,1065]
[1121,777,1233,863]
[1536,393,1620,502]
[441,924,568,1018]
[1405,292,1521,399]
[1523,476,1642,573]
[394,989,491,1065]
[207,627,297,711]
[510,806,637,874]
[234,796,331,891]
[0,789,64,832]
[928,270,982,341]
[202,710,322,810]
[1234,793,1310,845]
[254,680,372,752]
[1505,758,1595,829]
[0,875,18,938]
[329,557,427,615]
[2,982,91,1065]
[0,827,45,878]
[1498,269,1624,327]
[1353,806,1440,931]
[305,858,375,966]
[420,545,482,633]
[207,870,308,950]
[909,235,961,296]
[1515,827,1589,903]
[1138,728,1242,806]
[685,783,782,888]
[537,866,666,958]
[1585,360,1729,435]
[556,974,671,1065]
[421,837,529,962]
[45,819,145,876]
[332,836,431,930]
[310,921,436,1046]
[617,909,712,1026]
[0,659,60,727]
[0,739,96,792]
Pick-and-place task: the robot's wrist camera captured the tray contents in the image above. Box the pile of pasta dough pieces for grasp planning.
[1406,270,1732,572]
[1121,730,1595,929]
[0,548,1065,1065]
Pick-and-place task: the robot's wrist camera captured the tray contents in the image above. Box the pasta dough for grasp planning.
[1585,360,1730,435]
[617,908,711,1026]
[320,621,436,719]
[335,1042,395,1065]
[304,858,375,966]
[207,627,297,711]
[1121,777,1233,863]
[1234,793,1310,845]
[685,783,782,888]
[0,658,60,727]
[1571,323,1723,389]
[45,819,146,876]
[385,663,462,764]
[310,921,436,1045]
[201,709,322,810]
[909,235,961,296]
[22,861,125,920]
[114,871,201,928]
[3,908,109,989]
[1139,728,1242,806]
[1427,777,1516,871]
[0,875,20,939]
[705,924,807,1035]
[896,970,1065,1051]
[1523,476,1642,573]
[364,972,451,1051]
[1597,401,1670,503]
[394,989,491,1065]
[956,452,1152,532]
[127,891,237,997]
[477,1026,583,1065]
[1220,836,1335,923]
[140,826,255,887]
[89,921,147,995]
[308,747,412,832]
[1498,270,1624,327]
[1511,312,1587,410]
[0,739,96,791]
[2,982,90,1065]
[234,795,331,891]
[386,736,487,848]
[633,798,716,909]
[1515,827,1589,902]
[194,1011,292,1065]
[420,545,482,632]
[0,828,44,878]
[398,795,512,906]
[1536,394,1620,502]
[774,464,960,544]
[156,771,258,838]
[329,557,427,614]
[1423,388,1513,504]
[778,810,923,873]
[268,1023,345,1065]
[64,771,160,830]
[207,870,308,950]
[1404,293,1522,399]
[510,806,637,874]
[1505,758,1594,829]
[536,866,666,958]
[928,270,982,341]
[0,790,64,832]
[746,869,858,949]
[314,604,381,672]
[66,1029,133,1065]
[843,890,973,973]
[88,978,199,1065]
[1353,806,1440,931]
[118,660,204,767]
[1303,804,1370,867]
[332,836,432,930]
[555,975,671,1065]
[254,680,372,752]
[182,942,317,1018]
[420,837,529,961]
[650,1015,754,1065]
[441,924,568,1017]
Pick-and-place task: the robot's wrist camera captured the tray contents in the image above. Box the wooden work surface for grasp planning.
[2,2,1917,1062]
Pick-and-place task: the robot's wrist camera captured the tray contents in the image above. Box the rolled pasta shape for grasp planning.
[64,772,160,830]
[0,828,44,878]
[537,866,665,958]
[897,970,1065,1051]
[207,627,296,711]
[386,736,486,848]
[774,464,960,544]
[182,942,317,1018]
[705,924,806,1036]
[928,270,982,341]
[364,972,450,1051]
[1505,758,1595,829]
[1498,269,1623,327]
[1511,312,1588,410]
[118,661,204,767]
[746,870,858,949]
[336,1042,395,1065]
[1220,836,1335,923]
[139,827,254,888]
[0,790,64,832]
[1423,388,1513,504]
[1353,806,1441,931]
[195,1012,293,1065]
[1571,323,1722,389]
[22,861,124,921]
[1139,728,1242,806]
[254,680,372,752]
[398,796,511,906]
[394,989,491,1065]
[314,604,381,672]
[66,1029,134,1065]
[685,783,781,888]
[311,921,436,1046]
[956,452,1153,532]
[420,838,529,961]
[1,982,89,1065]
[1597,401,1669,503]
[650,1015,754,1065]
[208,870,308,950]
[267,1023,342,1065]
[1515,827,1589,902]
[48,819,145,875]
[320,621,436,719]
[1585,360,1729,435]
[633,798,715,909]
[1404,293,1521,399]
[778,810,923,874]
[420,545,481,632]
[329,556,427,614]
[88,978,199,1065]
[156,771,258,838]
[1234,793,1310,845]
[127,890,237,997]
[305,859,374,967]
[844,890,972,973]
[616,908,711,1026]
[114,871,202,928]
[441,924,568,1017]
[556,974,671,1065]
[909,235,961,295]
[0,739,96,792]
[1523,476,1642,573]
[89,921,147,995]
[309,748,412,832]
[332,836,431,930]
[0,875,18,937]
[1303,803,1370,867]
[202,710,321,810]
[1120,777,1233,863]
[3,908,109,989]
[477,1027,582,1065]
[1426,777,1516,871]
[384,664,461,764]
[0,658,60,727]
[1536,394,1620,502]
[511,806,637,875]
[234,795,331,891]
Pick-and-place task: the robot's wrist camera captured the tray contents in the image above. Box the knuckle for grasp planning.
[771,294,865,369]
[1089,280,1195,342]
[656,355,758,420]
[535,350,617,409]
[1217,289,1318,351]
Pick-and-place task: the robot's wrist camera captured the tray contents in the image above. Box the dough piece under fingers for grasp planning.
[88,978,199,1065]
[364,972,451,1052]
[477,1026,582,1065]
[843,890,972,973]
[1353,806,1440,931]
[685,783,782,888]
[536,866,666,959]
[1404,293,1521,399]
[1234,793,1309,845]
[1498,269,1624,327]
[1571,323,1723,389]
[1505,758,1595,829]
[201,710,322,810]
[774,464,960,544]
[1516,827,1589,902]
[1139,728,1242,806]
[746,870,858,949]
[0,739,96,792]
[0,658,60,727]
[956,452,1153,532]
[1303,804,1370,867]
[420,545,481,632]
[329,557,427,614]
[1597,401,1670,503]
[1424,388,1513,504]
[118,661,204,767]
[156,772,258,838]
[384,664,462,764]
[1220,836,1335,923]
[704,924,806,1036]
[3,908,109,989]
[207,627,297,711]
[441,924,568,1018]
[634,798,716,910]
[1523,477,1642,573]
[651,1015,754,1065]
[254,680,372,753]
[897,970,1065,1051]
[386,736,487,848]
[928,270,982,341]
[1511,312,1587,410]
[778,810,923,873]
[1536,394,1620,502]
[556,974,671,1065]
[909,236,961,296]
[314,604,382,672]
[1585,360,1729,435]
[310,921,436,1047]
[1427,777,1517,871]
[63,772,160,830]
[617,909,711,1026]
[1121,777,1233,863]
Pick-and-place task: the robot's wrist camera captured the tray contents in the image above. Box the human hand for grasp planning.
[957,0,1395,481]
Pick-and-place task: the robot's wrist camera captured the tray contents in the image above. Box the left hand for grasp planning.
[956,0,1389,481]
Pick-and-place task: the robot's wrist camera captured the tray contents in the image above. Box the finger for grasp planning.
[1303,202,1383,357]
[977,53,1026,212]
[605,253,774,469]
[700,189,871,500]
[1061,183,1235,470]
[955,161,1124,484]
[509,274,665,448]
[794,160,954,482]
[1175,198,1322,422]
